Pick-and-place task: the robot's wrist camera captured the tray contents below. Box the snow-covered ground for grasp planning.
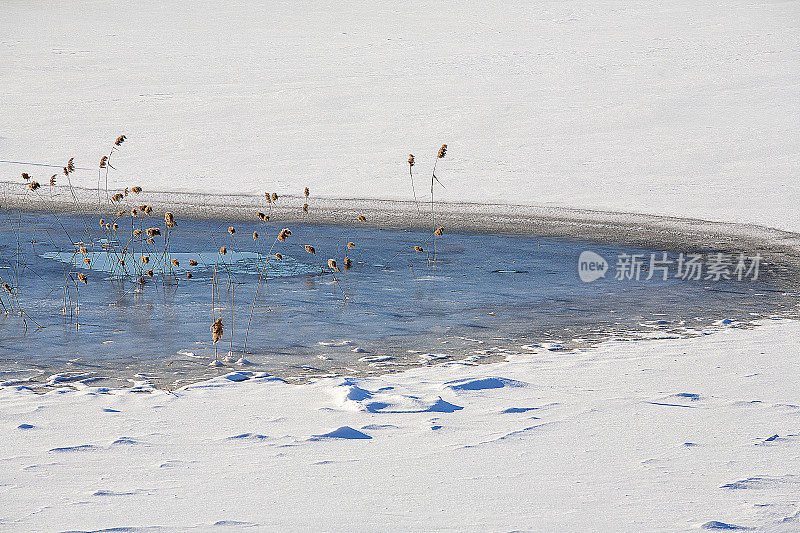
[2,319,799,532]
[2,1,800,531]
[1,1,798,231]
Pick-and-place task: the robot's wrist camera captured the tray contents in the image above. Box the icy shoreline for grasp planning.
[3,318,800,531]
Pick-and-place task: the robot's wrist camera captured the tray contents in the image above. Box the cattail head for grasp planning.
[438,144,447,158]
[145,227,161,237]
[189,259,198,266]
[304,187,310,198]
[228,226,236,235]
[141,255,150,264]
[79,246,88,254]
[356,215,366,222]
[347,242,355,249]
[164,212,176,227]
[211,317,224,343]
[112,193,124,203]
[67,158,75,173]
[327,258,339,272]
[21,172,30,182]
[171,259,180,267]
[277,228,291,242]
[408,154,415,167]
[304,244,315,254]
[78,273,87,284]
[131,186,142,194]
[115,134,127,146]
[434,226,444,236]
[28,181,40,191]
[275,253,282,260]
[50,174,56,186]
[219,246,227,255]
[414,246,424,253]
[344,256,352,269]
[252,231,258,240]
[303,203,308,213]
[100,156,108,168]
[271,192,278,202]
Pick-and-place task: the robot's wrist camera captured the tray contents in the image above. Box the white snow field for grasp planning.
[2,1,800,531]
[1,1,798,230]
[2,320,800,532]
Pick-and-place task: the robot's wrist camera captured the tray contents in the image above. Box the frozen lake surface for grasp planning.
[0,210,796,390]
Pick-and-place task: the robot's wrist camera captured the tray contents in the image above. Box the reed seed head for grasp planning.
[144,205,153,216]
[50,174,56,186]
[124,187,129,197]
[344,256,352,269]
[186,272,192,279]
[408,154,415,167]
[112,193,124,203]
[99,218,105,226]
[252,231,258,240]
[347,242,355,249]
[228,226,236,235]
[265,193,271,204]
[133,229,141,236]
[304,245,315,254]
[304,187,310,198]
[147,238,154,243]
[28,181,40,191]
[257,212,266,221]
[112,223,119,231]
[271,192,278,202]
[2,282,11,292]
[21,172,31,181]
[141,255,150,264]
[115,134,127,146]
[131,208,138,217]
[211,317,224,344]
[79,246,88,254]
[118,259,125,266]
[275,253,282,260]
[116,211,125,218]
[277,228,291,242]
[100,156,108,168]
[434,226,444,236]
[356,215,366,222]
[303,203,308,213]
[171,259,180,267]
[189,259,198,266]
[145,227,161,237]
[83,258,91,266]
[131,186,142,194]
[327,258,339,272]
[437,144,447,158]
[414,246,424,253]
[219,246,227,255]
[164,212,176,227]
[78,273,87,284]
[67,158,75,173]
[147,269,154,277]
